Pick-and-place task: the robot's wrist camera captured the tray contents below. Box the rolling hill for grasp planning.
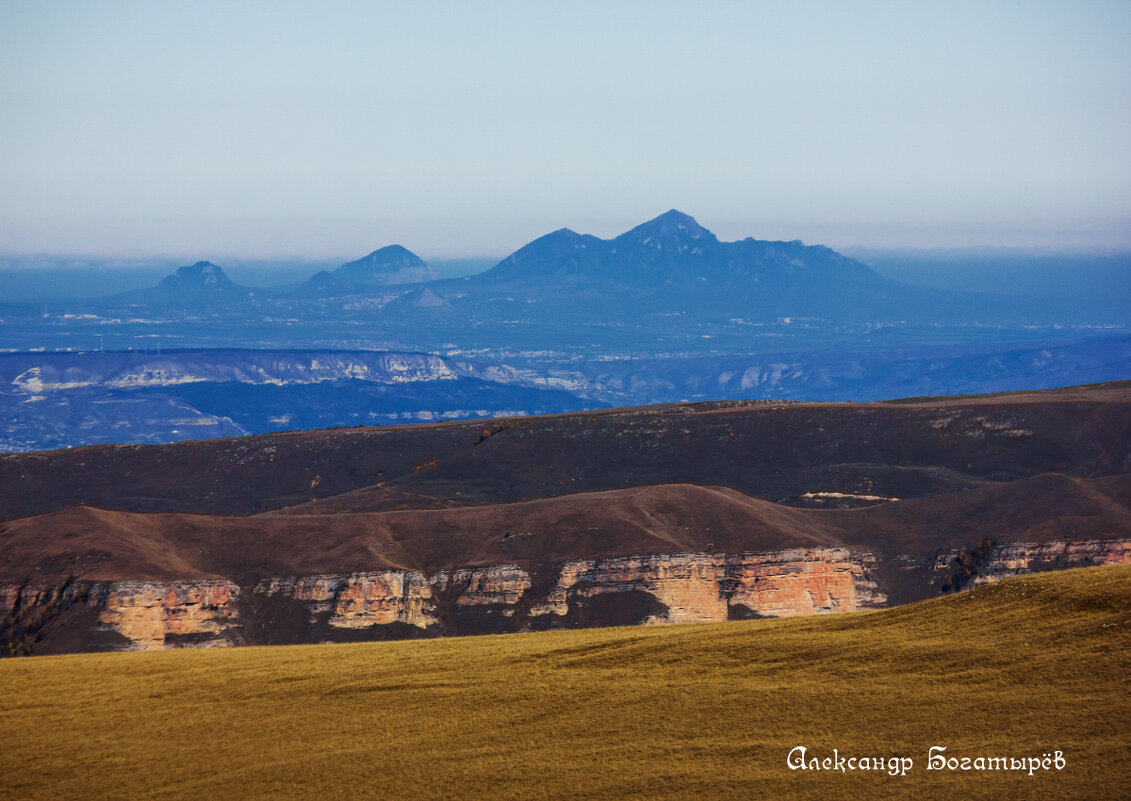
[2,565,1127,800]
[2,383,1128,655]
[4,382,1128,521]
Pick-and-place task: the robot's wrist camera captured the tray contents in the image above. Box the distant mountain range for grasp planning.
[115,246,438,304]
[478,209,878,287]
[0,210,1124,454]
[113,210,882,305]
[103,210,1121,326]
[443,209,909,323]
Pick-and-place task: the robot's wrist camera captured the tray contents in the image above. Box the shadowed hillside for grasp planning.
[3,383,1129,522]
[4,476,1130,585]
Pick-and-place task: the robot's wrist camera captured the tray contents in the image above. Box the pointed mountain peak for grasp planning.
[616,210,717,246]
[655,209,705,228]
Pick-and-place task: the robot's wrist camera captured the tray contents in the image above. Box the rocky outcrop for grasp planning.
[530,554,730,625]
[927,539,1131,592]
[0,579,240,654]
[256,571,435,630]
[3,540,1127,655]
[723,548,887,617]
[97,581,241,649]
[432,565,531,609]
[529,548,884,625]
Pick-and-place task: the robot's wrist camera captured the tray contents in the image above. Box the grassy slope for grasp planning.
[2,565,1129,801]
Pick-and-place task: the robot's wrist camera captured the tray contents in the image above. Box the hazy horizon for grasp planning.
[2,224,1131,271]
[3,1,1130,258]
[3,209,1131,269]
[3,232,1128,304]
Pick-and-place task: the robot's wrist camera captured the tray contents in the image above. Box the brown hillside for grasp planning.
[3,474,1129,585]
[2,384,1130,522]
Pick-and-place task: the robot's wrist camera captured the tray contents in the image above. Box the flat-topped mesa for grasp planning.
[4,540,1128,655]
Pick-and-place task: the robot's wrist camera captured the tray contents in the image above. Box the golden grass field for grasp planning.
[2,565,1129,801]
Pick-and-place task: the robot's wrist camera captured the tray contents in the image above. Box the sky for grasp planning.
[2,0,1129,260]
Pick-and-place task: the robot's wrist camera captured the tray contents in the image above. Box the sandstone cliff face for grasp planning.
[0,579,241,654]
[539,553,729,624]
[432,565,531,612]
[256,571,434,630]
[528,548,884,625]
[3,540,1127,654]
[724,548,887,617]
[98,581,240,650]
[929,539,1131,591]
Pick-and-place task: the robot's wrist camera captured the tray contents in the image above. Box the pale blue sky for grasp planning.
[2,0,1129,259]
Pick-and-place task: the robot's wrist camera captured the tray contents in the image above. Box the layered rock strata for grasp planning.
[255,572,434,629]
[926,539,1131,592]
[528,548,884,624]
[2,541,1127,654]
[98,581,241,649]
